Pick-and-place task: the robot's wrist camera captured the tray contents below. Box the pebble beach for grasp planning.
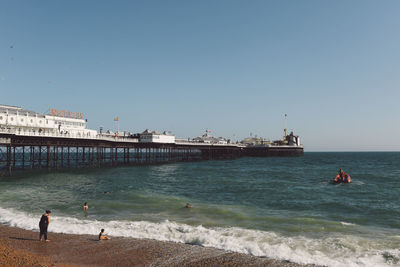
[0,224,321,267]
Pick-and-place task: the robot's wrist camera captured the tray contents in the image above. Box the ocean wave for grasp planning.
[0,207,397,267]
[340,221,356,226]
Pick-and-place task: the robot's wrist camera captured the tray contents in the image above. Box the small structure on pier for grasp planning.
[139,129,175,143]
[192,129,228,144]
[241,137,270,146]
[286,131,301,146]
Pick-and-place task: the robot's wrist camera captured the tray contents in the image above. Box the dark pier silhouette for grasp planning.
[0,134,303,176]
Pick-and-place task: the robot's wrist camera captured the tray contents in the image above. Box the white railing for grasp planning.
[0,128,15,135]
[14,130,97,139]
[96,135,139,143]
[0,127,139,143]
[175,140,245,147]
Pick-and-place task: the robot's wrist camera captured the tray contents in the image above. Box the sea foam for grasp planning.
[0,207,397,267]
[340,221,356,226]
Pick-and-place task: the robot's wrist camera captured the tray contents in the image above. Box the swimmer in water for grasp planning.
[185,203,191,208]
[83,202,88,211]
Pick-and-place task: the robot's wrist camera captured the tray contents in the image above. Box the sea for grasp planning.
[0,152,399,267]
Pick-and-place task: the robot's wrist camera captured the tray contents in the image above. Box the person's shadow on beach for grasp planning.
[9,236,37,241]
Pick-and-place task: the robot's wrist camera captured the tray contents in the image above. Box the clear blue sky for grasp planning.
[1,1,399,151]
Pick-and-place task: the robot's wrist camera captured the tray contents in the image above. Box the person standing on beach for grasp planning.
[39,210,51,242]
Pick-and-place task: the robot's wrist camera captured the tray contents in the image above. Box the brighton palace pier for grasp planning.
[0,104,303,176]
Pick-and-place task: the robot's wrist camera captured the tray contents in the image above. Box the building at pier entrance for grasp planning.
[0,104,97,138]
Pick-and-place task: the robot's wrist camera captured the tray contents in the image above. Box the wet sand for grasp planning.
[0,224,320,266]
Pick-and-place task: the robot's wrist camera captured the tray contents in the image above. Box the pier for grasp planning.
[0,133,302,176]
[0,133,243,176]
[0,104,303,176]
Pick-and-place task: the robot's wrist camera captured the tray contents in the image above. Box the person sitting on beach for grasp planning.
[334,169,351,183]
[99,229,110,240]
[39,210,51,242]
[185,203,191,208]
[83,202,88,211]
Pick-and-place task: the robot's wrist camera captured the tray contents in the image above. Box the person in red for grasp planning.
[334,169,351,183]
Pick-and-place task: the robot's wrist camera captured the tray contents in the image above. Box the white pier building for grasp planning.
[139,129,175,143]
[0,104,97,138]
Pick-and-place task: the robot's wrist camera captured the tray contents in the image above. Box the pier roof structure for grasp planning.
[0,104,44,118]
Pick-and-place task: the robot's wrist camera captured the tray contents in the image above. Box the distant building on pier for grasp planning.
[241,131,301,147]
[191,129,228,144]
[139,129,175,143]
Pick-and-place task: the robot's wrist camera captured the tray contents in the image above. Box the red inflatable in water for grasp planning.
[331,169,351,184]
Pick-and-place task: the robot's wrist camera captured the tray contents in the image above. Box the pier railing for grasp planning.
[0,128,247,146]
[0,128,138,143]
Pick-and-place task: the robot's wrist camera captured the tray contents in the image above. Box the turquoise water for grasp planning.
[0,152,399,266]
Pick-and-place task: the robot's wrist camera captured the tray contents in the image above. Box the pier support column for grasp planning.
[127,148,130,164]
[54,146,58,169]
[12,146,15,169]
[30,146,33,169]
[67,147,70,168]
[91,146,95,167]
[22,146,25,169]
[76,146,79,167]
[87,147,90,166]
[61,147,64,168]
[83,147,86,166]
[110,147,113,166]
[7,145,11,176]
[96,147,100,167]
[47,145,50,169]
[38,146,42,169]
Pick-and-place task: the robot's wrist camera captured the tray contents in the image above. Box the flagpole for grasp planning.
[114,117,119,134]
[284,114,287,138]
